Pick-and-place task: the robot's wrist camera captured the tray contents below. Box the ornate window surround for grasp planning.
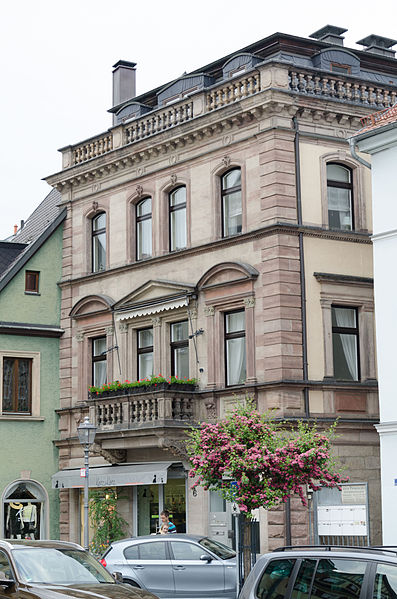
[211,158,246,241]
[320,151,367,232]
[315,273,375,382]
[159,176,191,256]
[83,200,110,275]
[126,186,155,263]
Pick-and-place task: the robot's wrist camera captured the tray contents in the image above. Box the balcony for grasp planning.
[87,386,207,433]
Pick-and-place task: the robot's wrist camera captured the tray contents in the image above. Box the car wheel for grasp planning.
[124,580,141,589]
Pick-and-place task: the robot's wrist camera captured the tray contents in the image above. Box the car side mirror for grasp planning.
[112,572,123,583]
[200,554,212,563]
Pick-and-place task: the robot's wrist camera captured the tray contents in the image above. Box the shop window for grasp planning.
[137,328,153,379]
[136,198,152,260]
[25,271,39,294]
[169,187,187,251]
[92,212,106,272]
[170,321,189,379]
[327,163,353,231]
[3,481,46,539]
[225,310,246,386]
[2,357,32,414]
[92,337,107,387]
[221,168,242,237]
[332,306,359,381]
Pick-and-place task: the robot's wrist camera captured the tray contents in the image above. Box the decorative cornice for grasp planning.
[58,222,372,289]
[314,272,373,287]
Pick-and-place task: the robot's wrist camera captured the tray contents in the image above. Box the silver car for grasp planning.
[101,534,236,599]
[239,545,397,599]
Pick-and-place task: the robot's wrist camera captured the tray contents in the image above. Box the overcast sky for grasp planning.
[1,0,395,240]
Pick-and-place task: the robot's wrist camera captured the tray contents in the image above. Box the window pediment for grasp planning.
[113,280,196,315]
[70,294,115,318]
[197,262,258,290]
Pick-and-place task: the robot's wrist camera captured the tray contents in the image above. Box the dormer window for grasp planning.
[330,63,351,75]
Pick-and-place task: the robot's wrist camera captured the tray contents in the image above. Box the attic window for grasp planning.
[330,63,351,75]
[163,86,198,106]
[25,271,40,294]
[228,66,247,78]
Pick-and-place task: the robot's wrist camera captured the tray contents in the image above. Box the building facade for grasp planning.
[0,190,65,540]
[352,105,397,544]
[46,26,397,549]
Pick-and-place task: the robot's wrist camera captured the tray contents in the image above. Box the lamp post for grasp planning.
[77,416,97,550]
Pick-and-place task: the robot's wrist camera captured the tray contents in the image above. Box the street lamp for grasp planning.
[77,416,97,550]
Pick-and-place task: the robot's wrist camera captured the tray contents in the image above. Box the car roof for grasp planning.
[258,546,397,564]
[0,540,83,551]
[110,534,206,545]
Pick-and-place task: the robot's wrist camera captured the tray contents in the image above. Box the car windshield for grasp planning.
[199,538,236,560]
[12,548,115,585]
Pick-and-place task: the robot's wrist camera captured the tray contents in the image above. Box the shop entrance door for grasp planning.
[136,476,186,535]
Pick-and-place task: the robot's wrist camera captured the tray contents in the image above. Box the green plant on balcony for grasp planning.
[89,374,198,397]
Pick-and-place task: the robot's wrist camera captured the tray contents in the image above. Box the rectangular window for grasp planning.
[225,310,246,386]
[330,62,351,75]
[2,357,32,413]
[171,321,189,379]
[25,271,39,293]
[137,328,153,379]
[92,337,107,387]
[332,306,359,381]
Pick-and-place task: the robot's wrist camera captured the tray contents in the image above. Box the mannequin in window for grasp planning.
[6,502,23,539]
[21,502,37,540]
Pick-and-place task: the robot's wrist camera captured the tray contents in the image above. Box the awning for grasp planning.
[52,462,174,490]
[116,297,189,321]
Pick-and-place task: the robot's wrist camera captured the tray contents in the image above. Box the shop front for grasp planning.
[52,462,187,540]
[1,480,49,540]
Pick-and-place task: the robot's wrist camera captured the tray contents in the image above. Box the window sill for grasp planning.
[0,415,44,421]
[24,291,41,296]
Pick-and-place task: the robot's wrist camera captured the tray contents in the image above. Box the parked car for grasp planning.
[101,534,237,599]
[239,545,397,599]
[0,539,157,599]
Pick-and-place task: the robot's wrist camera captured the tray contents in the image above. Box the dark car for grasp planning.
[101,534,237,599]
[238,545,397,599]
[0,539,157,599]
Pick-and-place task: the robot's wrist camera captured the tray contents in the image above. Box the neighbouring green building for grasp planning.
[0,189,65,539]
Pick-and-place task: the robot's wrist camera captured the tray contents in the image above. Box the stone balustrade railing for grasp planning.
[124,102,194,145]
[90,390,196,430]
[206,74,260,111]
[73,134,113,165]
[289,70,397,109]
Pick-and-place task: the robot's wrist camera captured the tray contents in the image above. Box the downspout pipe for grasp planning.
[293,116,310,419]
[349,137,371,169]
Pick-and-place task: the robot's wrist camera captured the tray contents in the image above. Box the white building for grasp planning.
[352,105,397,544]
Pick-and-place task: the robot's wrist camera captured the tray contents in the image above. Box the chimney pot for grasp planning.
[13,224,17,235]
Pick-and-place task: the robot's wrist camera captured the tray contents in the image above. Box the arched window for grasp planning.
[136,198,152,260]
[92,212,106,272]
[169,187,187,251]
[221,168,242,237]
[327,164,353,230]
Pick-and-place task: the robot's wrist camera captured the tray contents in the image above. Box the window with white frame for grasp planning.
[92,337,107,387]
[170,321,189,379]
[225,310,246,386]
[137,328,154,379]
[221,168,242,237]
[169,187,187,251]
[327,163,353,231]
[92,212,106,272]
[136,198,152,260]
[332,306,359,381]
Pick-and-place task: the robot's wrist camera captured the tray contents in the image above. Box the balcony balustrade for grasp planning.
[88,387,200,432]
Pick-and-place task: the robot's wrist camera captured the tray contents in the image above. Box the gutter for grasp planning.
[349,137,372,170]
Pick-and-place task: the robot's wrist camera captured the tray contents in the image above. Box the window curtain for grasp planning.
[171,208,187,250]
[334,308,358,380]
[227,337,246,385]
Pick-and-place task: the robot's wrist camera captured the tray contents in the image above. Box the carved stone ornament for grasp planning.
[243,297,255,308]
[170,174,178,185]
[119,323,128,333]
[136,184,143,198]
[92,201,99,213]
[75,332,84,342]
[204,400,217,420]
[106,326,114,336]
[188,308,197,320]
[158,437,189,460]
[93,443,127,464]
[204,306,215,317]
[222,155,231,168]
[151,316,161,327]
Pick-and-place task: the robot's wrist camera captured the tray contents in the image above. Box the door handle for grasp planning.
[132,565,144,569]
[173,565,186,570]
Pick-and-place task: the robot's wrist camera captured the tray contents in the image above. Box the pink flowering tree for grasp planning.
[187,401,347,515]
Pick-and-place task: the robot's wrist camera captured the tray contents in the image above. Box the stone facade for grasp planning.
[45,29,397,548]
